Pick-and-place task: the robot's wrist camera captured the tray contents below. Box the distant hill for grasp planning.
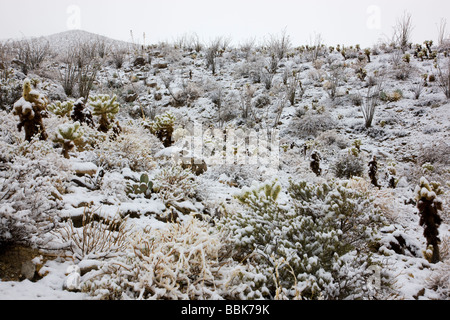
[5,30,131,52]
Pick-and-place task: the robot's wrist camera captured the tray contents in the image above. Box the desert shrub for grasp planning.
[332,150,365,179]
[380,89,403,103]
[82,217,235,300]
[55,207,129,262]
[219,179,388,299]
[90,123,160,172]
[153,165,197,205]
[418,140,450,166]
[0,78,22,111]
[12,38,51,74]
[0,137,69,246]
[290,111,336,138]
[435,56,450,99]
[426,259,450,299]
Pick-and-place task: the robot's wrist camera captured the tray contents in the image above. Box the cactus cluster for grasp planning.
[148,111,176,147]
[13,79,49,141]
[71,98,95,127]
[48,100,74,118]
[126,173,154,199]
[89,94,120,133]
[52,121,84,159]
[415,177,443,263]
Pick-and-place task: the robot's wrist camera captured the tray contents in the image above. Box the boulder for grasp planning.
[133,57,147,67]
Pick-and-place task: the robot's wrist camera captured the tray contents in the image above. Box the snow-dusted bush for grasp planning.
[332,150,365,179]
[289,111,336,138]
[0,78,22,111]
[153,165,197,204]
[82,217,235,300]
[90,123,161,172]
[0,136,70,246]
[55,207,129,262]
[426,259,450,299]
[219,179,387,299]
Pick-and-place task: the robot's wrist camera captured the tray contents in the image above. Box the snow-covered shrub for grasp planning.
[55,207,129,262]
[426,259,450,299]
[0,136,70,246]
[90,123,160,172]
[435,56,450,99]
[332,150,365,179]
[89,94,120,132]
[153,165,197,204]
[289,111,336,138]
[219,179,387,299]
[52,121,84,159]
[0,78,22,111]
[82,217,234,300]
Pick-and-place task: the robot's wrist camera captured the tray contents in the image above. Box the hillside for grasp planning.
[0,30,449,301]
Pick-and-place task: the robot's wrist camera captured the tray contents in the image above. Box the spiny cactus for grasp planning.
[368,155,380,188]
[71,98,95,127]
[310,150,322,176]
[415,177,443,263]
[48,100,74,118]
[13,79,49,141]
[53,121,84,159]
[89,94,120,133]
[148,111,176,147]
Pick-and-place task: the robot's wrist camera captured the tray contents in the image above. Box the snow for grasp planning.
[0,260,86,300]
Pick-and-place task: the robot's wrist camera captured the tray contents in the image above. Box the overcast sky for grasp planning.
[0,0,449,47]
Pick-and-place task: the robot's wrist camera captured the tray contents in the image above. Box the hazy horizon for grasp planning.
[0,0,449,47]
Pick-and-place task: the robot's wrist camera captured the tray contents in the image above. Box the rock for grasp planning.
[154,62,168,69]
[0,245,41,281]
[133,57,146,67]
[78,260,102,276]
[180,156,208,176]
[63,272,81,292]
[71,161,98,177]
[20,260,36,281]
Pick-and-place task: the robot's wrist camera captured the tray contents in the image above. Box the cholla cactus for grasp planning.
[89,94,120,132]
[368,155,380,188]
[48,100,74,117]
[53,121,84,159]
[71,98,94,127]
[149,111,176,147]
[13,79,49,141]
[415,177,443,263]
[310,150,322,176]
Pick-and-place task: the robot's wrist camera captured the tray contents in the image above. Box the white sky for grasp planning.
[0,0,449,47]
